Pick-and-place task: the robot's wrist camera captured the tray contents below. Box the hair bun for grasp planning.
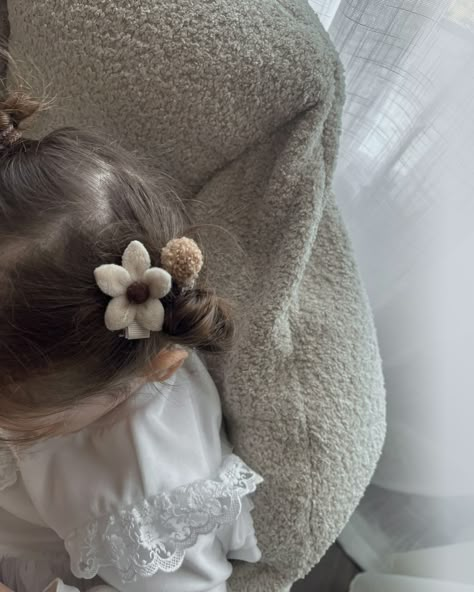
[0,91,42,126]
[0,91,42,147]
[163,287,235,353]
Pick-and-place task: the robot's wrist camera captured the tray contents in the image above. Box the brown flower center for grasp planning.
[126,281,150,304]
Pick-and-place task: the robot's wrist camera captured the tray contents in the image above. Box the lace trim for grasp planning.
[65,454,263,582]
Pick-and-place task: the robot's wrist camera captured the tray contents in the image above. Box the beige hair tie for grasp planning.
[161,237,203,290]
[0,123,22,149]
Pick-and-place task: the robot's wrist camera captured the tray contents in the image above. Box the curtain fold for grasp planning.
[308,0,474,589]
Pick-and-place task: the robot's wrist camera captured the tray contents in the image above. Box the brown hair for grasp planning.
[0,90,235,439]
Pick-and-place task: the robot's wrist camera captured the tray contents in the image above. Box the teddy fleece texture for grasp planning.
[5,1,386,590]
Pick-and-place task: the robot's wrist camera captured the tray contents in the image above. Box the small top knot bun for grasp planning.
[161,237,204,288]
[0,91,42,127]
[0,91,43,147]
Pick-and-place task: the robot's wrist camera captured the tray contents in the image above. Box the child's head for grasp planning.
[0,91,234,441]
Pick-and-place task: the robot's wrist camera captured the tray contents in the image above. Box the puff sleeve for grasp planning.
[14,354,263,592]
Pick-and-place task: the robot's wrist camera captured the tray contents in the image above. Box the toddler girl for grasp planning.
[0,90,263,592]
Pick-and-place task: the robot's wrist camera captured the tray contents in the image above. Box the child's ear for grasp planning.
[142,347,189,383]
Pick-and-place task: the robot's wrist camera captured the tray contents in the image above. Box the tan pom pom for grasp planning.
[161,237,203,288]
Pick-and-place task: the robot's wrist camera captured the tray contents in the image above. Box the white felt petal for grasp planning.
[122,241,151,280]
[144,267,172,299]
[104,296,136,331]
[94,264,131,297]
[135,298,165,331]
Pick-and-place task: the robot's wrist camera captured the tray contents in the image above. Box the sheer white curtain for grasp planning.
[308,0,474,590]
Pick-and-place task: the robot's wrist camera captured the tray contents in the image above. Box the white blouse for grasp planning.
[0,352,263,592]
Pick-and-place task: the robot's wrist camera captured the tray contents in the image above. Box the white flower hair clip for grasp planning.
[94,238,203,340]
